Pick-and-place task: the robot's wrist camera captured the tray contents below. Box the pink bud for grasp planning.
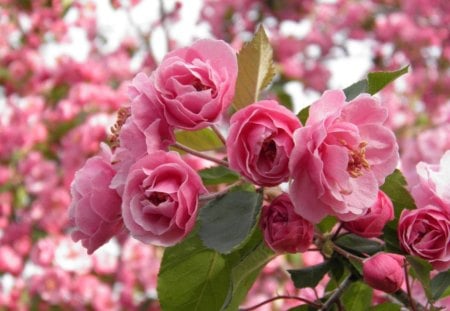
[343,190,394,238]
[363,253,404,293]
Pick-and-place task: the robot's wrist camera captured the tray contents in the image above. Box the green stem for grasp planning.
[319,275,352,310]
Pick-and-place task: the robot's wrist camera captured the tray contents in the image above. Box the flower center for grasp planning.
[147,191,169,206]
[260,139,277,163]
[192,79,210,92]
[341,140,370,178]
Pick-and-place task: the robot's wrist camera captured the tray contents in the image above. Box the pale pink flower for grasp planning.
[122,151,207,246]
[227,100,301,186]
[69,145,124,254]
[289,90,399,223]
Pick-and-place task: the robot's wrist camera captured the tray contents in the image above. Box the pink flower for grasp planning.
[227,100,301,186]
[411,150,450,213]
[121,151,207,246]
[151,39,238,130]
[260,193,314,253]
[289,90,399,223]
[398,205,450,271]
[342,190,394,238]
[363,253,404,293]
[69,146,124,254]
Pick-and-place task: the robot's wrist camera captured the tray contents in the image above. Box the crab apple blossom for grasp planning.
[289,90,399,223]
[227,100,301,186]
[363,253,405,293]
[150,39,238,130]
[121,151,207,246]
[69,146,124,254]
[398,205,450,271]
[342,190,394,238]
[260,193,314,253]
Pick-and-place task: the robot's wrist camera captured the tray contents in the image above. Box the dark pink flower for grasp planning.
[260,193,314,253]
[69,145,124,254]
[363,252,404,293]
[289,90,399,223]
[227,100,301,186]
[121,151,207,246]
[398,205,450,271]
[343,190,394,238]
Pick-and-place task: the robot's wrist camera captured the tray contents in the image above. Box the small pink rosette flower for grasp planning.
[289,90,399,223]
[343,190,394,238]
[152,39,238,130]
[121,151,207,246]
[398,205,450,271]
[363,252,405,293]
[260,193,314,253]
[227,100,301,186]
[69,146,124,254]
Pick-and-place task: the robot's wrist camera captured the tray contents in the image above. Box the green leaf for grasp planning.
[407,255,432,300]
[335,234,384,256]
[343,79,368,101]
[175,128,224,151]
[382,223,403,254]
[367,66,409,95]
[341,281,373,311]
[288,305,320,311]
[198,166,240,185]
[297,105,310,126]
[199,191,263,254]
[233,25,276,110]
[342,66,409,100]
[222,231,274,310]
[431,270,450,301]
[158,233,231,311]
[380,169,416,219]
[317,216,337,234]
[369,302,401,311]
[288,261,331,289]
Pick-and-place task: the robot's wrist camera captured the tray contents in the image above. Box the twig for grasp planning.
[239,295,322,311]
[172,142,228,167]
[404,263,417,311]
[210,124,227,146]
[319,275,352,310]
[199,181,242,201]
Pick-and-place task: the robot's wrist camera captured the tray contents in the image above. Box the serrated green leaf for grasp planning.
[343,79,368,101]
[175,128,224,151]
[335,234,384,256]
[367,66,409,95]
[233,26,276,110]
[198,166,240,185]
[222,231,274,311]
[380,169,416,220]
[158,233,231,311]
[297,105,310,126]
[199,191,263,254]
[341,281,373,311]
[288,261,331,289]
[431,271,450,301]
[407,255,432,300]
[382,223,404,254]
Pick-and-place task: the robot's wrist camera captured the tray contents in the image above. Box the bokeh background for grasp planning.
[1,0,449,309]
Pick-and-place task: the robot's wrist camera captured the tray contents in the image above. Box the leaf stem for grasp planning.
[210,124,227,146]
[319,275,352,310]
[239,295,321,311]
[332,243,365,263]
[199,181,242,201]
[172,142,229,167]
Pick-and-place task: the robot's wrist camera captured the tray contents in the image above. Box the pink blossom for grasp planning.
[363,253,405,293]
[0,245,23,276]
[69,146,124,254]
[151,39,238,130]
[30,268,71,304]
[260,193,314,253]
[289,90,399,223]
[411,150,450,213]
[398,205,450,271]
[227,100,301,186]
[343,190,394,238]
[122,151,207,246]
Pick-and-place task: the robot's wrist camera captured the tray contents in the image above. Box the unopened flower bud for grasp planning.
[363,252,404,293]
